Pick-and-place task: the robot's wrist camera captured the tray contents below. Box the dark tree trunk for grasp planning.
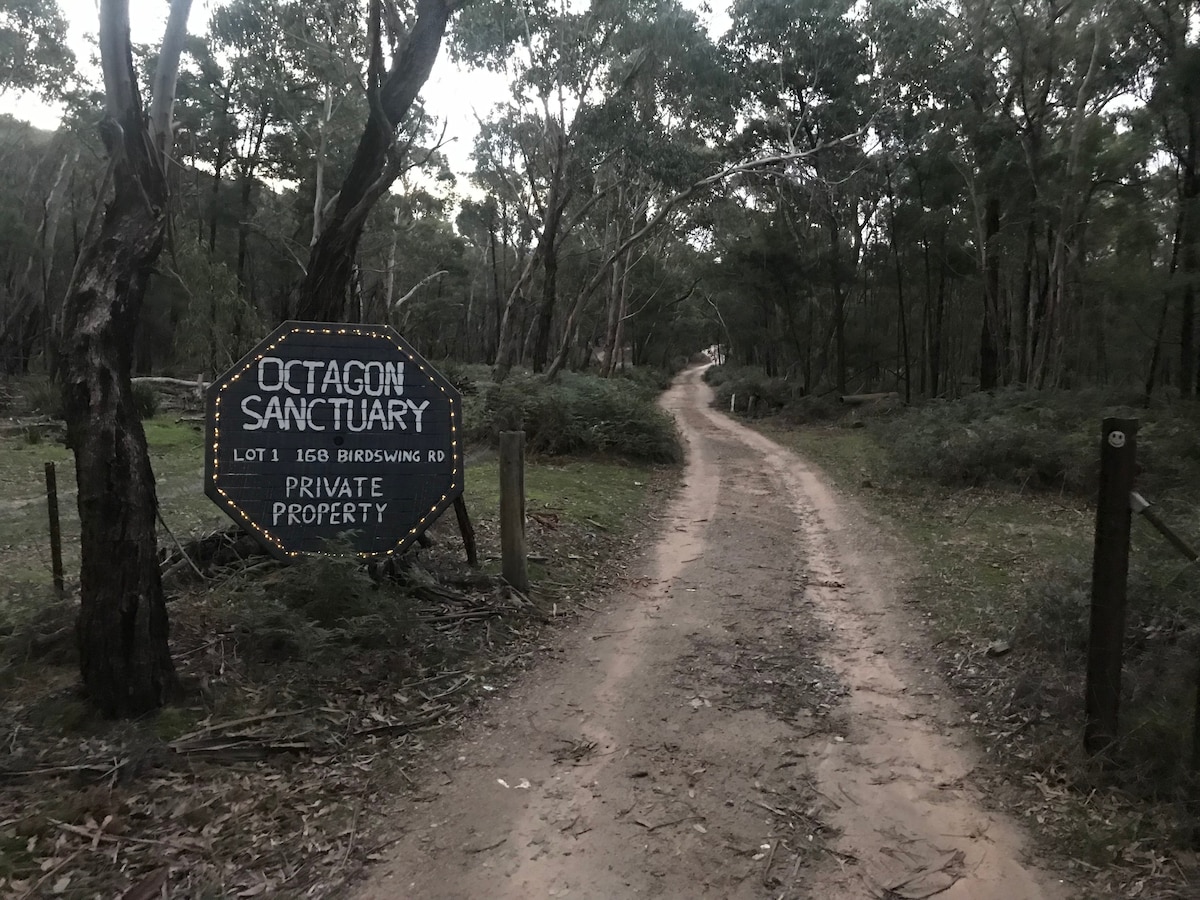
[488,220,502,359]
[235,106,268,294]
[1178,106,1200,396]
[827,217,847,394]
[295,0,456,323]
[979,196,1002,390]
[60,0,190,717]
[530,232,560,372]
[528,159,571,372]
[931,259,946,397]
[884,162,910,403]
[208,81,232,252]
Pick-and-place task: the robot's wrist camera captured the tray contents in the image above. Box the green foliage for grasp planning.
[131,382,159,419]
[0,0,75,98]
[227,550,418,663]
[23,376,61,418]
[168,242,262,376]
[705,364,841,423]
[612,366,675,397]
[1017,549,1200,798]
[876,389,1148,495]
[465,371,682,463]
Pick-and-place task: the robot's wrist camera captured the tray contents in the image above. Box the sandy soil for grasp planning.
[350,366,1073,900]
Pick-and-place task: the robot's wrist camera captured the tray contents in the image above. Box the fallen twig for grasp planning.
[169,739,318,761]
[762,838,779,885]
[0,760,127,783]
[635,814,705,831]
[17,849,82,899]
[169,709,309,746]
[353,705,451,738]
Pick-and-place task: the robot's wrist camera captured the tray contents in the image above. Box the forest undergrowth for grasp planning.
[707,364,1200,899]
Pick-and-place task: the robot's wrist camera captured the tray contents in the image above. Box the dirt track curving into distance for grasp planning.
[351,366,1071,899]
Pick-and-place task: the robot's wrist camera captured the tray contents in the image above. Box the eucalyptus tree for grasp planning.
[989,0,1137,388]
[294,0,465,322]
[456,0,632,376]
[0,117,75,375]
[460,0,734,378]
[0,0,76,373]
[59,0,193,716]
[724,0,872,392]
[1128,0,1200,396]
[58,0,464,717]
[201,0,296,290]
[0,0,74,99]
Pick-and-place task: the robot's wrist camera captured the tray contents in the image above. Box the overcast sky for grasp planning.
[4,0,730,177]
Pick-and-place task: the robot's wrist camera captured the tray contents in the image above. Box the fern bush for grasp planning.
[227,550,418,663]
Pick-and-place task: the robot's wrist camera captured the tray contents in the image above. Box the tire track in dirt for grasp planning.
[697,396,1070,899]
[350,367,1070,899]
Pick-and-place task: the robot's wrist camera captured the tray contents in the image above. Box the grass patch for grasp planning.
[467,457,653,534]
[762,423,1092,642]
[0,413,224,601]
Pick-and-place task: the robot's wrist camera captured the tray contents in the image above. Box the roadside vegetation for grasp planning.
[706,364,1200,899]
[0,370,680,897]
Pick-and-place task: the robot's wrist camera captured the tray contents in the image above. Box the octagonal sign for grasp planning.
[205,321,463,559]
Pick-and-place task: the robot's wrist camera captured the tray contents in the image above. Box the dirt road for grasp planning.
[352,367,1070,899]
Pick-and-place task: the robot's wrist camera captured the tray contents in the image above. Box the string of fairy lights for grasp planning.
[207,323,463,559]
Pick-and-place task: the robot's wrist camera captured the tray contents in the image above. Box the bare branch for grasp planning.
[392,270,450,309]
[149,0,194,162]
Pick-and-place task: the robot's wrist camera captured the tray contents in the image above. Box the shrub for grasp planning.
[873,388,1147,495]
[705,365,809,419]
[702,364,736,388]
[1014,547,1200,796]
[24,378,62,419]
[780,393,845,425]
[132,382,159,419]
[464,371,682,463]
[1015,557,1092,659]
[227,550,419,662]
[611,366,674,398]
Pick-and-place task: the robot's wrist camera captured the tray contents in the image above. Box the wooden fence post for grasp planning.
[1084,417,1138,757]
[499,431,528,592]
[44,461,64,597]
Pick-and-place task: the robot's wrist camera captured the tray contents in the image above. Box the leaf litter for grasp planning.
[0,502,653,898]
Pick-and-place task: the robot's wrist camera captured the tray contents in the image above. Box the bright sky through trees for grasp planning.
[3,0,731,175]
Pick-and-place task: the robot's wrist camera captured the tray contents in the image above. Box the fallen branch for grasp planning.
[17,849,82,900]
[169,709,309,746]
[0,760,127,783]
[353,705,451,738]
[169,739,318,762]
[634,814,704,831]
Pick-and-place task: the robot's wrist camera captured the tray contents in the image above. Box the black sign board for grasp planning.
[205,321,464,559]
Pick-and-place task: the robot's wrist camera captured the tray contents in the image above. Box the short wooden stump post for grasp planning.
[499,431,528,592]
